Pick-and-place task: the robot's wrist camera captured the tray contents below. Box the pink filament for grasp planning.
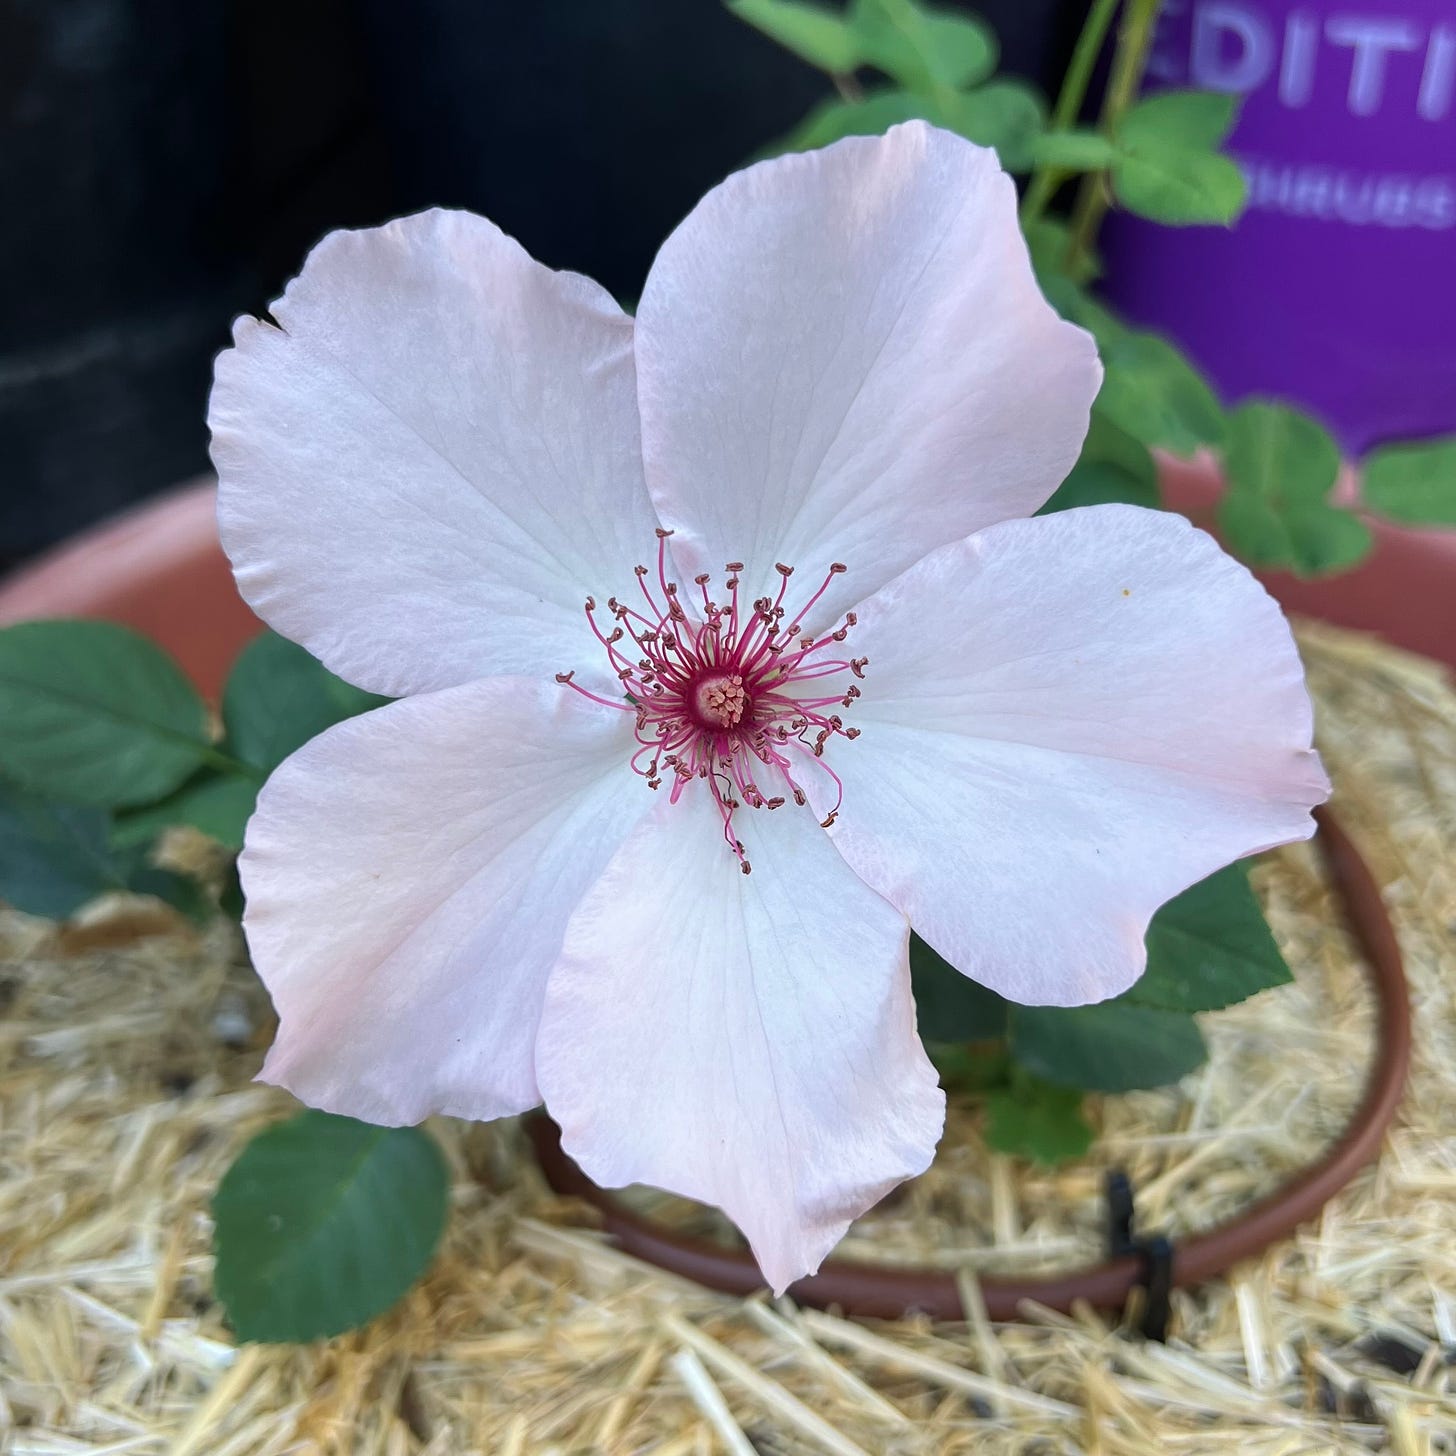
[559,534,865,872]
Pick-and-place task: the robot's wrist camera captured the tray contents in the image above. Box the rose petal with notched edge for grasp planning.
[212,209,660,698]
[535,787,944,1295]
[634,121,1100,628]
[810,505,1328,1007]
[245,678,650,1124]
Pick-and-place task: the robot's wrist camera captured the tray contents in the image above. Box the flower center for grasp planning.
[556,529,866,873]
[694,672,749,729]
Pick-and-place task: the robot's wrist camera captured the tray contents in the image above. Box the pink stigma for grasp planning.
[556,531,865,873]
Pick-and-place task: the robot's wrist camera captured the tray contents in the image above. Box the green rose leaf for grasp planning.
[121,851,213,924]
[1130,862,1291,1012]
[983,1076,1094,1165]
[1219,401,1373,576]
[0,779,209,921]
[1010,999,1207,1092]
[1039,414,1159,513]
[774,89,929,153]
[224,630,388,775]
[1112,91,1247,227]
[911,931,1009,1043]
[1113,148,1247,226]
[1118,89,1240,152]
[1024,217,1101,288]
[1361,437,1456,526]
[772,82,1042,170]
[929,1039,1012,1094]
[0,620,212,808]
[946,79,1046,172]
[112,771,259,852]
[849,0,997,91]
[728,0,860,74]
[213,1110,450,1343]
[1094,327,1227,456]
[0,780,118,919]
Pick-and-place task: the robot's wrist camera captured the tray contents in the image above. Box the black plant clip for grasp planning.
[1106,1169,1174,1342]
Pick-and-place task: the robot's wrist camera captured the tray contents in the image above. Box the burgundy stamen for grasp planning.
[559,552,865,870]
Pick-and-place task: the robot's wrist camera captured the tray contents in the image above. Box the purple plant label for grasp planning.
[1099,0,1456,454]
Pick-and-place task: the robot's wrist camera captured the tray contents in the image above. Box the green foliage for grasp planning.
[112,772,261,853]
[1220,402,1373,576]
[1120,88,1239,152]
[912,858,1289,1102]
[742,0,1041,170]
[213,1110,450,1343]
[115,631,388,856]
[0,783,119,919]
[1130,863,1291,1012]
[1362,437,1456,526]
[1011,998,1207,1093]
[728,0,859,75]
[1030,128,1117,172]
[1112,143,1246,227]
[928,1039,1012,1093]
[120,850,214,924]
[729,0,997,91]
[0,624,386,922]
[0,780,207,922]
[949,80,1045,171]
[774,82,1043,170]
[1023,218,1100,287]
[224,631,388,775]
[916,863,1284,1157]
[983,1074,1094,1164]
[1039,414,1158,513]
[1110,91,1247,226]
[911,931,1008,1042]
[1092,322,1227,457]
[848,0,997,91]
[0,621,214,809]
[776,89,929,151]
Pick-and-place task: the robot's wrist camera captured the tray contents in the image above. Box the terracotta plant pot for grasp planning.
[0,481,261,701]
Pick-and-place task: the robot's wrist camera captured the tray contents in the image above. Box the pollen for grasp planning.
[695,672,748,728]
[556,533,866,871]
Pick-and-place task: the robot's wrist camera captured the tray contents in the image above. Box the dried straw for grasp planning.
[2,620,1453,1454]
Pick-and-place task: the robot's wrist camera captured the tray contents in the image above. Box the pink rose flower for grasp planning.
[209,123,1327,1292]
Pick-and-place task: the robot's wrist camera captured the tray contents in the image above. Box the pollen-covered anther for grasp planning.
[561,541,863,865]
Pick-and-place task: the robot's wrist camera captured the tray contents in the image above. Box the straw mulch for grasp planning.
[2,620,1453,1455]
